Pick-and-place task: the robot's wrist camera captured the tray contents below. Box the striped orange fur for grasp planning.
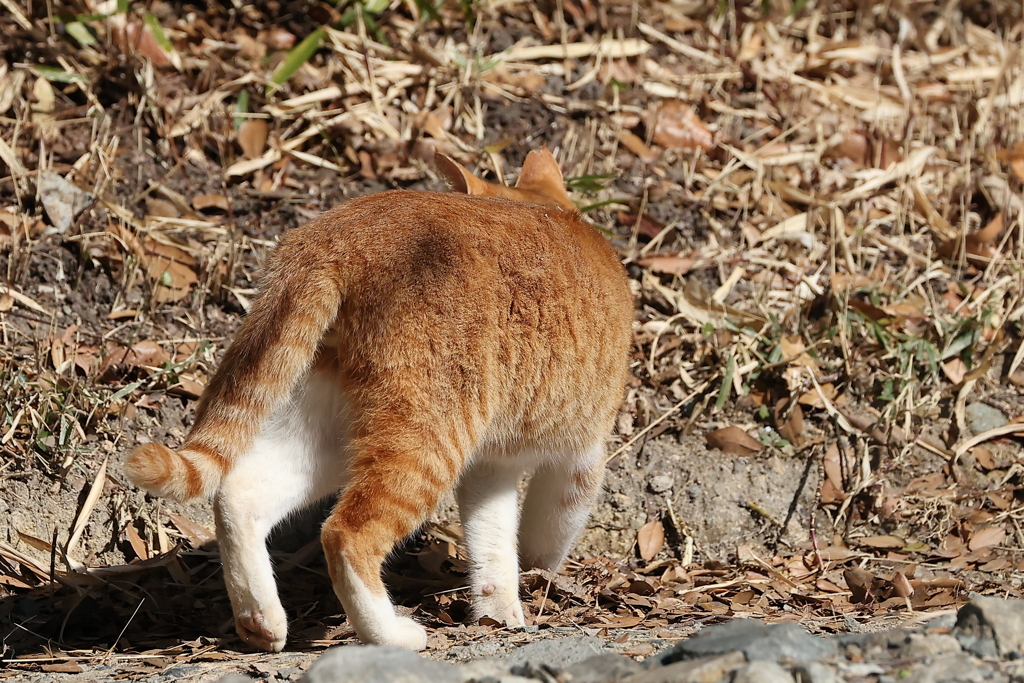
[124,148,633,652]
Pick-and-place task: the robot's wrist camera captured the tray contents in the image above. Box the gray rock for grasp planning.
[215,677,257,683]
[300,645,463,683]
[649,475,674,494]
[912,654,998,683]
[790,662,839,683]
[965,402,1008,434]
[901,633,962,659]
[953,596,1024,658]
[623,652,746,683]
[647,619,835,666]
[732,661,795,683]
[504,636,607,671]
[563,653,644,682]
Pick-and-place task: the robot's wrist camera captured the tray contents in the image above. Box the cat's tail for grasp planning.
[125,248,343,501]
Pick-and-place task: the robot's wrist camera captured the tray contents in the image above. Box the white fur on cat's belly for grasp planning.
[215,373,349,651]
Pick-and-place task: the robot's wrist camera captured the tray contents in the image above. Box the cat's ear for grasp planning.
[515,148,565,191]
[435,152,491,196]
[515,148,575,211]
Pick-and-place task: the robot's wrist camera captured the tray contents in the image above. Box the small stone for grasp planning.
[563,653,643,682]
[300,645,463,683]
[965,402,1008,435]
[790,662,840,683]
[623,652,746,683]
[504,636,607,672]
[901,633,962,659]
[38,171,93,232]
[731,661,795,683]
[953,596,1024,658]
[912,654,996,683]
[610,493,632,510]
[648,475,674,494]
[646,619,835,666]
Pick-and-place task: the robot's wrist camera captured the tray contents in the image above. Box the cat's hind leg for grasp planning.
[320,426,463,651]
[518,443,605,572]
[215,373,346,652]
[456,459,526,627]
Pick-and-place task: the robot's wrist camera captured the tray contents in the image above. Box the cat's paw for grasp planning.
[236,608,288,652]
[389,616,428,651]
[475,588,526,628]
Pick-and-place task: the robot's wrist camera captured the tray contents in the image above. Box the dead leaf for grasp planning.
[706,426,762,456]
[938,213,1004,267]
[892,571,914,598]
[822,442,844,493]
[969,526,1006,551]
[942,358,967,384]
[166,512,216,548]
[844,567,876,603]
[192,193,230,212]
[857,535,904,549]
[636,254,696,275]
[637,519,665,561]
[126,524,149,561]
[168,374,205,399]
[648,100,714,151]
[238,119,269,159]
[618,211,666,239]
[619,130,658,163]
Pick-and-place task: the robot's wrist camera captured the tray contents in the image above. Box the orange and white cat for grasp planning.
[125,149,633,652]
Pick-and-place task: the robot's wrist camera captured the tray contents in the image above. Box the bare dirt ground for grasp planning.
[2,0,1024,678]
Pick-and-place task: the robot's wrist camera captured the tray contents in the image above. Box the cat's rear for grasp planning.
[125,150,633,652]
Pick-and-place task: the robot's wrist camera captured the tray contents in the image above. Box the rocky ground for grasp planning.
[7,596,1024,682]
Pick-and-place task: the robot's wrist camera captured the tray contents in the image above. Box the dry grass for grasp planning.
[1,0,1024,668]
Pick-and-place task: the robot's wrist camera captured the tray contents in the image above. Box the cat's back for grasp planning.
[286,189,633,448]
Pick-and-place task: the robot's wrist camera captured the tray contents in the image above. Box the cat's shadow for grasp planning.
[0,499,466,657]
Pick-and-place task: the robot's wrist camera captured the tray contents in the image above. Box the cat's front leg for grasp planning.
[456,461,527,628]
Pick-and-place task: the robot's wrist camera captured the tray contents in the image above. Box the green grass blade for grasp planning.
[143,13,175,54]
[65,21,97,47]
[234,90,249,130]
[270,27,325,92]
[31,65,89,84]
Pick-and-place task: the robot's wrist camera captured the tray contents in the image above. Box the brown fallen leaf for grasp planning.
[192,193,230,213]
[168,374,206,399]
[618,211,667,239]
[637,519,665,561]
[619,130,658,163]
[636,254,696,275]
[239,119,269,159]
[938,213,1004,267]
[892,571,914,599]
[41,662,82,674]
[844,567,876,604]
[100,340,169,378]
[706,426,762,456]
[822,442,844,493]
[166,512,216,548]
[969,526,1006,551]
[648,100,714,151]
[125,524,149,561]
[857,535,904,550]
